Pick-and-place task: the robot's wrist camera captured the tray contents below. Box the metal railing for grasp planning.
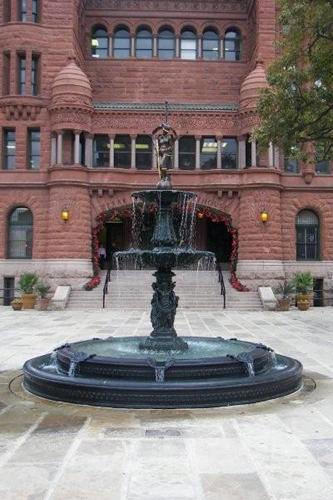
[216,263,226,309]
[102,266,112,309]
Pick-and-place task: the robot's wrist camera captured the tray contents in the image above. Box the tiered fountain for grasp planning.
[23,114,303,408]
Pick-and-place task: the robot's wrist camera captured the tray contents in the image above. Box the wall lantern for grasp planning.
[197,212,205,220]
[260,210,269,223]
[61,208,70,223]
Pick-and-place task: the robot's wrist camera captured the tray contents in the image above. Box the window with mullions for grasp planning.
[136,28,153,59]
[180,28,197,60]
[28,129,40,169]
[179,136,196,170]
[224,29,241,61]
[113,28,131,59]
[3,52,10,95]
[315,143,331,174]
[93,135,110,167]
[31,54,40,95]
[8,207,33,259]
[200,137,217,169]
[136,135,152,169]
[3,129,16,170]
[114,135,131,168]
[158,28,175,59]
[296,210,320,261]
[4,0,11,22]
[221,138,238,169]
[203,29,219,60]
[18,53,26,94]
[19,0,27,21]
[32,0,40,23]
[284,158,299,173]
[91,26,109,58]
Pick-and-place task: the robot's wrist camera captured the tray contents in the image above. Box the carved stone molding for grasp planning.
[86,0,247,13]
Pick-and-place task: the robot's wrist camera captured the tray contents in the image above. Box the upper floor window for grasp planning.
[200,137,217,169]
[158,28,175,59]
[93,135,109,167]
[315,143,331,174]
[203,29,219,60]
[32,0,40,23]
[17,53,26,94]
[180,28,197,60]
[179,136,196,170]
[136,135,152,169]
[3,129,16,170]
[114,135,131,168]
[221,138,238,169]
[8,207,33,259]
[19,0,27,21]
[31,54,40,95]
[3,0,11,22]
[91,26,109,59]
[284,158,299,173]
[296,210,320,261]
[136,27,153,59]
[224,28,241,61]
[3,52,10,95]
[28,128,40,169]
[113,27,131,59]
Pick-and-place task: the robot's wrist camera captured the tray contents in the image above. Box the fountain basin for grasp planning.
[23,337,303,408]
[115,248,215,269]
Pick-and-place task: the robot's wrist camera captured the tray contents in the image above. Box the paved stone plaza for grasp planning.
[0,307,333,500]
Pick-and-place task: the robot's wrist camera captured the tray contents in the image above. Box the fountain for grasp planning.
[23,108,303,408]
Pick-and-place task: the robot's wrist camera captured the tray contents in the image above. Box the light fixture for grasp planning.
[260,210,269,223]
[61,208,70,223]
[197,212,204,219]
[91,39,99,47]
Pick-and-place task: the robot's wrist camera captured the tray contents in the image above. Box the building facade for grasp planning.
[0,0,332,299]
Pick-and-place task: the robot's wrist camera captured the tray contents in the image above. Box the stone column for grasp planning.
[57,130,63,165]
[131,36,135,57]
[220,38,224,59]
[217,137,222,169]
[274,146,280,169]
[153,35,158,57]
[238,136,246,168]
[51,134,57,166]
[131,135,136,169]
[251,140,257,167]
[74,130,81,164]
[195,136,201,170]
[174,138,179,169]
[109,36,113,57]
[268,142,274,168]
[197,37,202,59]
[85,134,93,168]
[25,49,32,95]
[153,144,158,170]
[109,135,115,168]
[175,37,180,58]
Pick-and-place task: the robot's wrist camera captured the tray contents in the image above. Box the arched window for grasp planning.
[114,135,131,168]
[8,207,33,259]
[158,27,175,59]
[136,27,153,59]
[203,29,219,60]
[113,27,131,59]
[179,136,196,170]
[136,135,152,169]
[200,137,217,169]
[91,26,109,58]
[224,28,241,61]
[296,210,320,261]
[93,135,109,167]
[221,138,238,169]
[180,28,197,60]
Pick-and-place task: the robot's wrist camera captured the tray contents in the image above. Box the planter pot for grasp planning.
[297,293,311,311]
[11,302,23,311]
[22,293,37,310]
[37,298,50,311]
[278,298,290,311]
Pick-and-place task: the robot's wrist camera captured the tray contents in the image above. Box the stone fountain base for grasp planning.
[23,337,303,408]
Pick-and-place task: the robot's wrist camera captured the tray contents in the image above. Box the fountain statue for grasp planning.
[23,108,303,408]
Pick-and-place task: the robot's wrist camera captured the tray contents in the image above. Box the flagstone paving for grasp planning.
[0,307,333,500]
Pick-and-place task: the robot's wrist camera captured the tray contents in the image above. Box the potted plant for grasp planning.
[36,282,51,311]
[292,272,313,311]
[19,272,39,309]
[274,280,295,311]
[11,298,23,311]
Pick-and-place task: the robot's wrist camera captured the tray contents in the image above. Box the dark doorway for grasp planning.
[206,221,232,265]
[99,220,131,268]
[3,277,15,306]
[313,278,324,307]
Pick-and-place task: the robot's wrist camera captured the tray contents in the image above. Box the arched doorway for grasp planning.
[195,209,233,269]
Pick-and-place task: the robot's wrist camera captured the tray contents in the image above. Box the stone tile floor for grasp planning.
[0,307,333,500]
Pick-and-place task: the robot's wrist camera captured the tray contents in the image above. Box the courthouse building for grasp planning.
[0,0,332,299]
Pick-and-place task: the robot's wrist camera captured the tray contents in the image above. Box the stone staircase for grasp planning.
[67,270,262,311]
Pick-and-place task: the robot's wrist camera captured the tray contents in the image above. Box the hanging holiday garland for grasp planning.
[85,205,249,292]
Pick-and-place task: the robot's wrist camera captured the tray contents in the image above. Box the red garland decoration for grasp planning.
[88,205,249,292]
